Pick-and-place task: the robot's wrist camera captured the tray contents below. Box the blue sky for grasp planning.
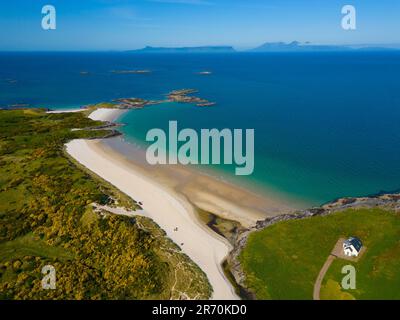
[0,0,399,50]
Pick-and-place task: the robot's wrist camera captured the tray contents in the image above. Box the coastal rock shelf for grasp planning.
[113,97,164,109]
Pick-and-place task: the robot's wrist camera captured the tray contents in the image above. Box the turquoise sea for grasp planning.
[1,52,400,205]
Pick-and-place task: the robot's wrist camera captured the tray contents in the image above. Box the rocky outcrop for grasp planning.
[85,122,123,139]
[167,89,216,107]
[227,193,400,299]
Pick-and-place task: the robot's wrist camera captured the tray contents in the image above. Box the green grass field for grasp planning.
[239,208,400,300]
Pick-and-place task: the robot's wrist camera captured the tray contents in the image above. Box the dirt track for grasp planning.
[313,254,337,300]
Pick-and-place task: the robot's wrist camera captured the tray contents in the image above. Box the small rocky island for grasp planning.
[113,97,163,109]
[111,70,152,74]
[89,89,216,110]
[167,89,216,107]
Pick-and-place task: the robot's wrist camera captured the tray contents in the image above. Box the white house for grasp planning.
[343,237,363,257]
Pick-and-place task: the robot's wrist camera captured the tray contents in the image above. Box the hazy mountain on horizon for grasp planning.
[249,41,354,52]
[250,41,400,52]
[128,46,236,53]
[127,42,399,54]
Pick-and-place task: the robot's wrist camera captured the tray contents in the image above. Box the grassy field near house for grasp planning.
[239,208,400,300]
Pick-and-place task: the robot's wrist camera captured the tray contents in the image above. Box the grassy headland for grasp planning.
[239,207,400,300]
[0,109,211,299]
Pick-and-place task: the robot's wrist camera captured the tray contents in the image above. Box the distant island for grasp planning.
[249,41,353,52]
[128,42,399,54]
[249,41,400,52]
[128,46,236,54]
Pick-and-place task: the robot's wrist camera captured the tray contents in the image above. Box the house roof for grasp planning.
[344,237,363,252]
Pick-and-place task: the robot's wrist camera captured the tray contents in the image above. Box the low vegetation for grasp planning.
[239,208,400,299]
[0,109,211,300]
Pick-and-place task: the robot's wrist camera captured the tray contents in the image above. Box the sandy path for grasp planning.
[47,109,85,113]
[313,255,336,300]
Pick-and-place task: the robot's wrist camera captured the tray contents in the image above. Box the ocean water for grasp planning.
[1,52,400,205]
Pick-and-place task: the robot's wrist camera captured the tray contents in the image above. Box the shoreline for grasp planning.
[107,132,311,217]
[65,107,304,299]
[100,136,302,227]
[86,108,307,225]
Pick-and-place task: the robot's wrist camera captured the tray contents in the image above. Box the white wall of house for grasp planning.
[343,245,359,257]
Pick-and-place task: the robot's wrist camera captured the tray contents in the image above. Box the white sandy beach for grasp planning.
[87,108,127,122]
[66,108,241,300]
[66,138,238,300]
[65,108,305,300]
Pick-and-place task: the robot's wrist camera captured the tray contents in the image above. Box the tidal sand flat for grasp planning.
[101,136,302,228]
